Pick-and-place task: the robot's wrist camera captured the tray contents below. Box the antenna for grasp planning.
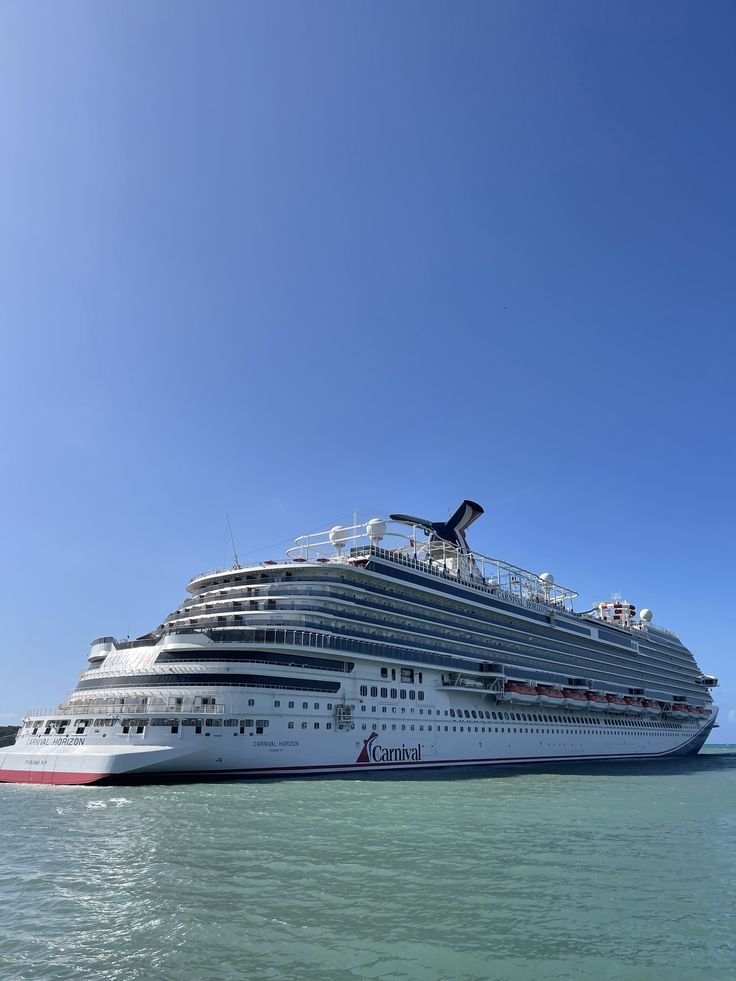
[226,514,240,568]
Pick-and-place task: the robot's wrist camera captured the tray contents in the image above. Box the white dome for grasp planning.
[640,608,653,622]
[329,525,350,547]
[366,518,386,542]
[539,572,555,586]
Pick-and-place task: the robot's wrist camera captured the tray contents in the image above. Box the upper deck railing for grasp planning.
[286,519,579,612]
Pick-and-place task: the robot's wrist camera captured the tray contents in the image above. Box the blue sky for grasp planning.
[1,1,734,739]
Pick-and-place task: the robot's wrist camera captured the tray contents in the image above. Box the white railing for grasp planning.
[181,517,579,612]
[25,700,227,720]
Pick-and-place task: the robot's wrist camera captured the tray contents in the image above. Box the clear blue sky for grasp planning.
[1,2,734,739]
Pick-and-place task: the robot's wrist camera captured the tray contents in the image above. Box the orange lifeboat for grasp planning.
[585,691,609,711]
[624,697,644,714]
[504,681,539,704]
[537,685,565,706]
[642,699,661,715]
[563,688,587,708]
[670,703,692,719]
[606,694,627,711]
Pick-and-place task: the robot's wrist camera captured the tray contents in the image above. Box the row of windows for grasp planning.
[352,705,693,729]
[359,722,682,736]
[286,721,333,729]
[359,686,426,701]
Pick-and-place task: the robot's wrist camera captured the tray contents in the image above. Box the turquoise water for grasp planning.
[1,748,735,981]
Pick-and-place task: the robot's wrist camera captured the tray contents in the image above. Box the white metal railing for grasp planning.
[287,519,578,607]
[182,518,578,611]
[25,700,227,720]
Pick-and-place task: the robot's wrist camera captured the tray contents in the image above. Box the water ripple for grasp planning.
[1,750,735,980]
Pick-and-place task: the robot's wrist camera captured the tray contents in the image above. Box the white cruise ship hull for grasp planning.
[0,697,717,786]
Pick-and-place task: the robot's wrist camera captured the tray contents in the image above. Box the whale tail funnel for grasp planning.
[389,500,484,554]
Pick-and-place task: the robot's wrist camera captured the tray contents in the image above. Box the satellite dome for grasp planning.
[539,572,555,586]
[329,525,350,548]
[366,518,386,542]
[640,608,653,622]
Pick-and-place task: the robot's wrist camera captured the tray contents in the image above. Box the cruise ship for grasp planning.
[0,501,719,785]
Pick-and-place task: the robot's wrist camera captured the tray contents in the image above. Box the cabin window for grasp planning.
[418,692,424,701]
[409,690,416,700]
[391,689,397,698]
[381,668,388,678]
[371,687,378,697]
[380,688,388,698]
[400,690,407,700]
[360,686,368,697]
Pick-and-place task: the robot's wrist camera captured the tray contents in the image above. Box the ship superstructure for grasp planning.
[0,501,718,784]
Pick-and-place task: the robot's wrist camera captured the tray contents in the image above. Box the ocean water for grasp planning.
[1,748,735,981]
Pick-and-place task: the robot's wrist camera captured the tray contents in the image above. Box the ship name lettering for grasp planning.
[52,737,86,746]
[27,738,50,746]
[371,743,422,763]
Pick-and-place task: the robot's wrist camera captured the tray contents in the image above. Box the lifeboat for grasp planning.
[537,685,565,706]
[642,699,661,715]
[563,688,588,709]
[624,697,644,714]
[504,681,539,704]
[670,704,691,719]
[585,691,609,711]
[606,694,627,711]
[695,706,710,717]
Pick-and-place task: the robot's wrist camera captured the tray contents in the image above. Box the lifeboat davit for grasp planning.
[504,681,539,704]
[563,688,588,709]
[606,694,627,711]
[536,685,565,706]
[624,697,644,714]
[585,691,609,711]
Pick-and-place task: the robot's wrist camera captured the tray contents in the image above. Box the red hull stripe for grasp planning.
[0,769,105,785]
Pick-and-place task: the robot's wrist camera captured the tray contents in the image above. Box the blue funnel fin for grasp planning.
[389,500,484,553]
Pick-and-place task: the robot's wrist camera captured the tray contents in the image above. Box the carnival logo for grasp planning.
[356,732,422,764]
